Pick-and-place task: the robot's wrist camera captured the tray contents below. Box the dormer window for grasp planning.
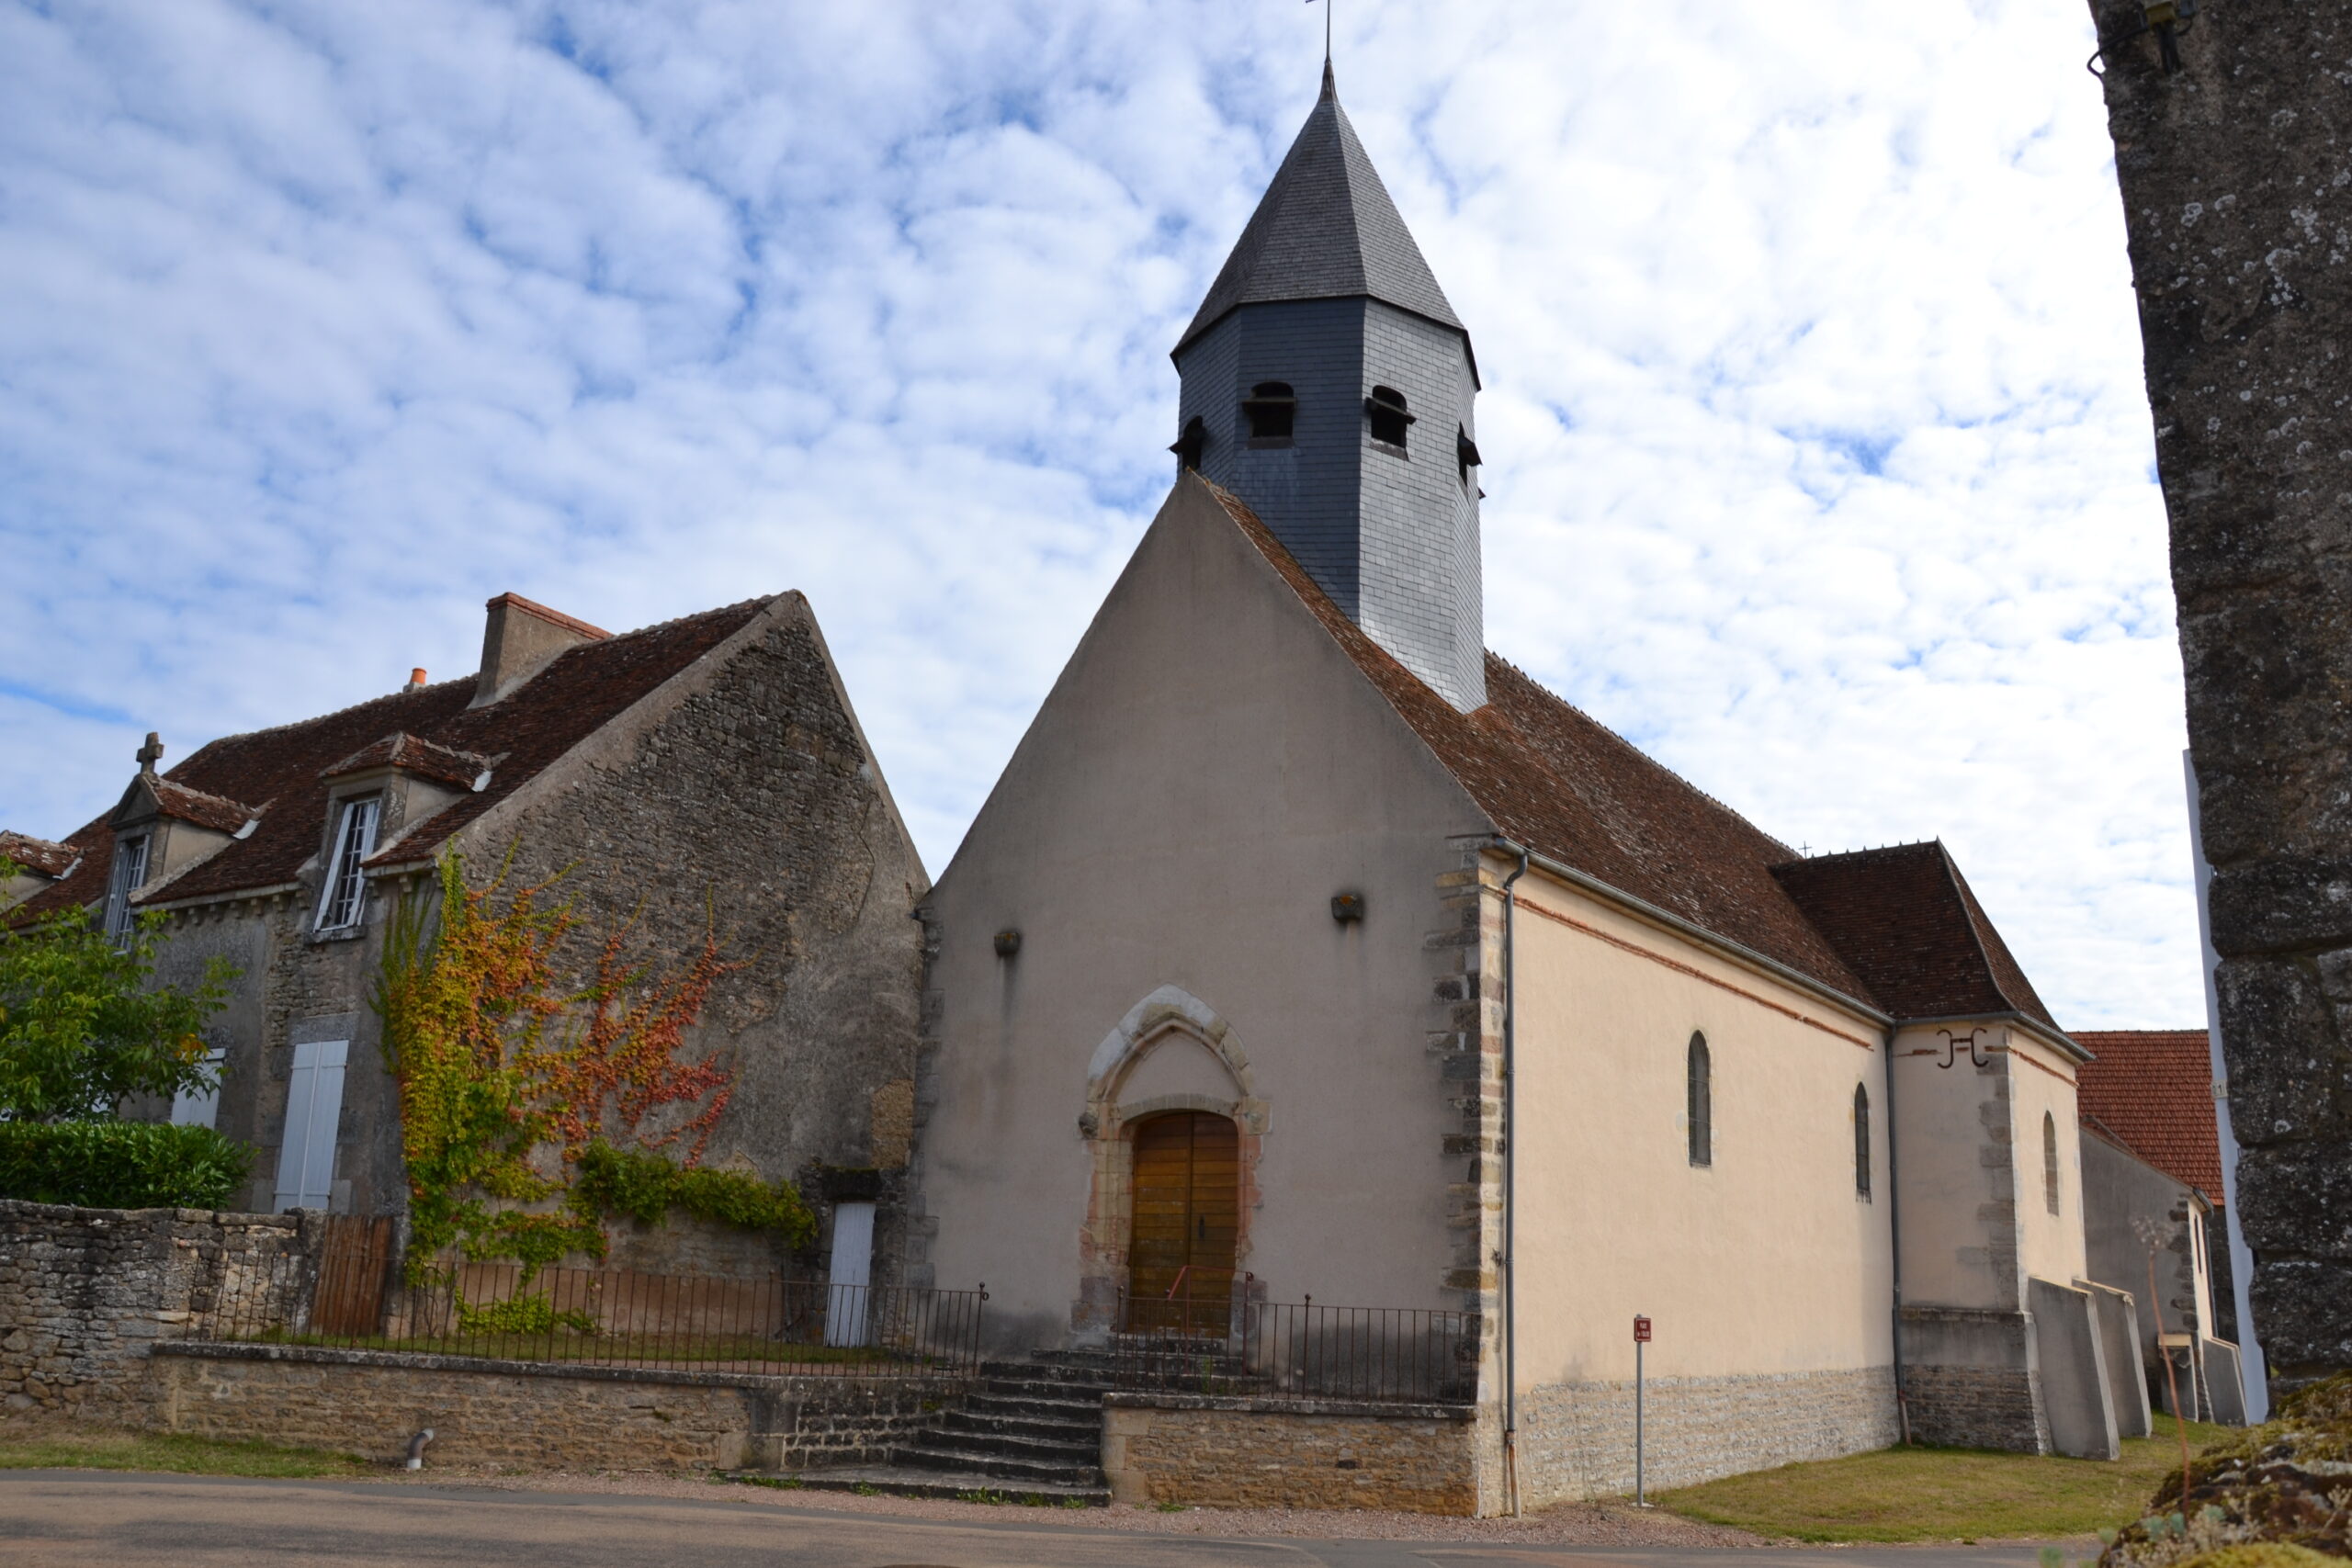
[103,833,150,945]
[1242,382,1296,443]
[315,795,380,933]
[1456,425,1483,488]
[1170,416,1207,473]
[1365,386,1413,451]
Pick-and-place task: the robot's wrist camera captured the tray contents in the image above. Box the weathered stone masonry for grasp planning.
[2087,0,2352,1387]
[0,1200,967,1469]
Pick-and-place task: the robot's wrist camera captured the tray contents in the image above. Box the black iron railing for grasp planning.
[1106,1292,1481,1405]
[188,1245,986,1378]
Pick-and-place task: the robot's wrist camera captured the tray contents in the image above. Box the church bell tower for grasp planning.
[1172,63,1486,712]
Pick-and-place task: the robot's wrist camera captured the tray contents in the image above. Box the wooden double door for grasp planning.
[1124,1111,1238,1336]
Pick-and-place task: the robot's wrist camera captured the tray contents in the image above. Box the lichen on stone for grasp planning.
[2101,1373,2352,1568]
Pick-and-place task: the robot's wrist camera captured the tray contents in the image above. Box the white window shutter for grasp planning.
[272,1040,349,1212]
[170,1050,226,1130]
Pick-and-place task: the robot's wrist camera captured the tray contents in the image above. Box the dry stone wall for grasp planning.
[151,1344,963,1472]
[0,1200,306,1416]
[1102,1393,1483,1515]
[2086,0,2352,1390]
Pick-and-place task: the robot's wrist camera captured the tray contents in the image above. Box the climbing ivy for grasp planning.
[372,850,800,1281]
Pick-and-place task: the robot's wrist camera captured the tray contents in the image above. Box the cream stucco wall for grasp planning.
[1890,1023,2086,1313]
[2010,1033,2090,1293]
[912,479,1495,1346]
[1508,875,1894,1389]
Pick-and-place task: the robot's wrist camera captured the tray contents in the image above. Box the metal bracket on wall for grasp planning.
[1934,1027,1992,1071]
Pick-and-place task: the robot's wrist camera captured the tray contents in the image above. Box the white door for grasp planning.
[824,1201,876,1348]
[171,1049,226,1129]
[272,1040,348,1212]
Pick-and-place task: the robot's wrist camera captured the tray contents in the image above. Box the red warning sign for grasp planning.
[1634,1315,1652,1343]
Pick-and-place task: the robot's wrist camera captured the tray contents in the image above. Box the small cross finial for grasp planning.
[136,732,164,773]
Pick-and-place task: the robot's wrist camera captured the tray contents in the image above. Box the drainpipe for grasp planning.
[1496,840,1531,1516]
[1884,1021,1912,1444]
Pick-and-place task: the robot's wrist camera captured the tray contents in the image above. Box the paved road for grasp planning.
[0,1472,2067,1568]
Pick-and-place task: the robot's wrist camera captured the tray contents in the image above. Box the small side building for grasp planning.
[2075,1028,2247,1423]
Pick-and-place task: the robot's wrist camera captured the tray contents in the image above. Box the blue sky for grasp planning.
[0,0,2194,1027]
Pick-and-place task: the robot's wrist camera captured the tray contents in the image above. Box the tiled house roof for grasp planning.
[1206,479,2058,1027]
[1770,841,2062,1032]
[322,732,496,792]
[145,777,261,836]
[0,831,78,879]
[2074,1029,2226,1200]
[17,599,769,919]
[1175,63,1465,358]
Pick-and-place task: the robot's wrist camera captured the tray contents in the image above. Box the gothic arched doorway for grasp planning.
[1125,1111,1239,1336]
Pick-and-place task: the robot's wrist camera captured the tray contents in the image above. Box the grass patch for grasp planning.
[0,1423,372,1479]
[1659,1421,2234,1543]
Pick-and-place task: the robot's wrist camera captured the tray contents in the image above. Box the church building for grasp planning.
[905,66,2143,1509]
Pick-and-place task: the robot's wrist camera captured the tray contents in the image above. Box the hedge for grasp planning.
[0,1120,254,1211]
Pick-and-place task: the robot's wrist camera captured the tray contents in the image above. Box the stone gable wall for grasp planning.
[2087,0,2352,1390]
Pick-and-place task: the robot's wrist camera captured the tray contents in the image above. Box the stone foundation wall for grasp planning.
[151,1343,965,1471]
[1900,1305,2050,1453]
[1102,1393,1483,1515]
[1512,1364,1897,1503]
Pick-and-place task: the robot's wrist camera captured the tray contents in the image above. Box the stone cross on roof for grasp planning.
[135,732,164,773]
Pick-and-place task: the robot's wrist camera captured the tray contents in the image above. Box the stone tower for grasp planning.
[1172,64,1486,712]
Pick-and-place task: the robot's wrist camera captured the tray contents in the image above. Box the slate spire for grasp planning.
[1171,69,1486,712]
[1175,64,1469,371]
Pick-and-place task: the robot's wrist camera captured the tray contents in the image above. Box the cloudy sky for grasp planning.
[1,0,2194,1028]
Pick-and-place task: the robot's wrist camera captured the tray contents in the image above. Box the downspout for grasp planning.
[1883,1020,1912,1444]
[1497,840,1531,1516]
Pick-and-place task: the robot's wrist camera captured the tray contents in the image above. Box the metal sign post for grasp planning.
[1634,1314,1652,1506]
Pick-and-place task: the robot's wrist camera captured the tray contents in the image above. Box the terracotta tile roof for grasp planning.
[1770,841,2062,1032]
[146,776,260,836]
[0,832,78,880]
[1202,479,2069,1026]
[322,732,496,793]
[17,598,769,919]
[2074,1029,2226,1200]
[1206,481,1877,1003]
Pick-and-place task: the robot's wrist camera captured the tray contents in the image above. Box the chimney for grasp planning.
[404,668,427,693]
[471,593,611,707]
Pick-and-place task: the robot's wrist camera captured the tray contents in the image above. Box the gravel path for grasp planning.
[379,1463,1773,1546]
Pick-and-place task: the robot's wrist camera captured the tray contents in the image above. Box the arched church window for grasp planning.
[1854,1083,1871,1200]
[1456,425,1482,488]
[1242,382,1296,443]
[2043,1111,2061,1215]
[1687,1032,1713,1168]
[1170,416,1206,473]
[1364,385,1413,450]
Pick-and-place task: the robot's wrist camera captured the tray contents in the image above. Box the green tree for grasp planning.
[0,865,235,1121]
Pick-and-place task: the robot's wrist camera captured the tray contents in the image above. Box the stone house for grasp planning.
[2075,1027,2248,1421]
[8,591,927,1279]
[908,67,2144,1510]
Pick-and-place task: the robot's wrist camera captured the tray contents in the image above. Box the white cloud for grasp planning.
[0,0,2192,1027]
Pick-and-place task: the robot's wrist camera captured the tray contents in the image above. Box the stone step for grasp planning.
[745,1466,1108,1507]
[904,1426,1100,1465]
[893,1439,1104,1487]
[977,1376,1117,1404]
[963,1391,1104,1423]
[940,1409,1100,1446]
